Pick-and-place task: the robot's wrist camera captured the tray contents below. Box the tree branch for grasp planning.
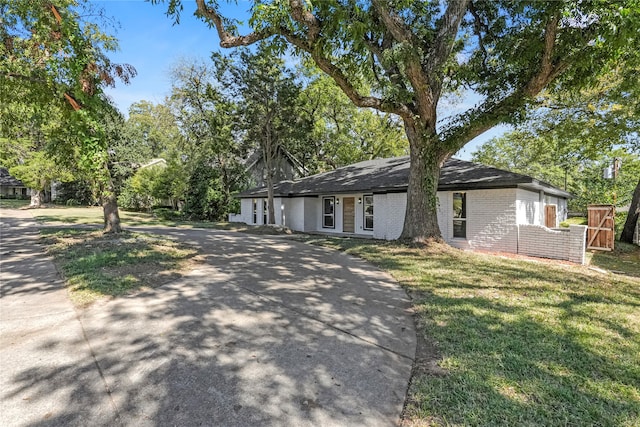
[469,1,488,67]
[425,0,470,103]
[279,29,411,119]
[362,33,409,94]
[524,13,566,95]
[288,0,321,41]
[194,0,272,47]
[371,0,413,44]
[441,13,568,156]
[429,0,470,72]
[370,2,435,125]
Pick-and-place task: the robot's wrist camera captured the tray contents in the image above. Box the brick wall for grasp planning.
[373,194,388,240]
[466,189,518,253]
[518,224,587,264]
[385,193,407,240]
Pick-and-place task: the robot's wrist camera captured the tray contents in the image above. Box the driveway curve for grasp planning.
[1,210,416,426]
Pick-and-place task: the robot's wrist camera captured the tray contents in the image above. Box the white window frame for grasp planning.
[322,196,335,229]
[453,192,466,239]
[252,199,258,224]
[363,195,374,230]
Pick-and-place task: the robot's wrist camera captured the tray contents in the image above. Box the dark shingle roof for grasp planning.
[237,157,572,199]
[0,168,25,187]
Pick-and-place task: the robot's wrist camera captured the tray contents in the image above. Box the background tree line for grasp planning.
[110,44,408,221]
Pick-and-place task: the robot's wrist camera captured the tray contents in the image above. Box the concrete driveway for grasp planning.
[0,209,416,426]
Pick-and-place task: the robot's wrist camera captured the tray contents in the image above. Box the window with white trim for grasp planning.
[322,196,335,228]
[252,199,258,224]
[363,195,374,230]
[453,192,466,238]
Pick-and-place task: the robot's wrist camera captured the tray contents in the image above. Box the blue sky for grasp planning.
[97,0,505,160]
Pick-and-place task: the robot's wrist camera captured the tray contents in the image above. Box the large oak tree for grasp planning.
[156,0,639,241]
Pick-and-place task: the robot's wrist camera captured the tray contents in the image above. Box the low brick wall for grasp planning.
[518,224,587,264]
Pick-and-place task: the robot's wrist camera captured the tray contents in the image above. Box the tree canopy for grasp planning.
[154,0,640,241]
[1,0,135,231]
[473,66,640,241]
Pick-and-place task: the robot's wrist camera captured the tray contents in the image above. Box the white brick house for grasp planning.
[231,157,584,262]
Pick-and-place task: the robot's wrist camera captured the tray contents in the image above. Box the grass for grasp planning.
[23,205,640,424]
[40,228,198,306]
[560,216,587,227]
[0,198,30,209]
[590,242,640,277]
[29,205,289,234]
[294,236,640,427]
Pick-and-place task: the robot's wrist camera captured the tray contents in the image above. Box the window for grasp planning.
[252,199,258,224]
[263,199,268,225]
[322,196,335,228]
[363,195,374,230]
[453,192,466,238]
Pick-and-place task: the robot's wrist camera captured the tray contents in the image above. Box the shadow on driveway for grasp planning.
[1,213,416,426]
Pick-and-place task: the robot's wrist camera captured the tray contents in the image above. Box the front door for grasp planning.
[545,205,557,228]
[343,197,355,233]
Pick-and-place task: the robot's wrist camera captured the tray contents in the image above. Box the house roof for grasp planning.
[237,156,572,199]
[0,168,25,187]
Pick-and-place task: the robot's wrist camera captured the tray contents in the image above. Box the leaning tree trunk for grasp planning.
[620,179,640,244]
[399,121,445,243]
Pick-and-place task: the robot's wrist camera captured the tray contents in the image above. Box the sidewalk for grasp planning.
[0,209,117,426]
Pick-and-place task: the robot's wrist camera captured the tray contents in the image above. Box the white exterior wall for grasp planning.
[557,198,568,223]
[235,187,578,262]
[314,194,374,236]
[373,194,388,239]
[516,188,543,225]
[436,193,449,240]
[303,197,319,232]
[281,198,303,230]
[448,188,519,253]
[373,193,406,240]
[230,198,254,224]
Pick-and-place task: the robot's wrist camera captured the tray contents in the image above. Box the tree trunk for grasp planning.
[266,172,276,225]
[399,121,444,243]
[103,192,122,233]
[29,190,44,208]
[263,125,276,225]
[620,178,640,244]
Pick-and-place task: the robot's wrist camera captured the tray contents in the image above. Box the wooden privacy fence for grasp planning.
[587,205,615,251]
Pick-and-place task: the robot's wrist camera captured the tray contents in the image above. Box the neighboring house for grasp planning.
[0,168,28,199]
[232,156,580,257]
[245,147,307,188]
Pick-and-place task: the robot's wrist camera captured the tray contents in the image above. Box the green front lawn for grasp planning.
[41,228,198,306]
[30,205,640,425]
[30,205,291,234]
[0,198,29,209]
[298,236,640,426]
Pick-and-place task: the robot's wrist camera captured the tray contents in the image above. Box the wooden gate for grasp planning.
[587,205,615,251]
